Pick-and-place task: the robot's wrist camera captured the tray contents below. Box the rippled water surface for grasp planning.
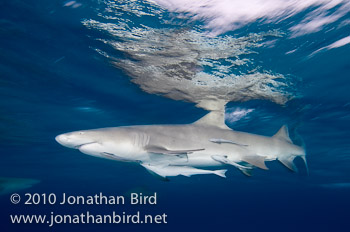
[1,1,350,231]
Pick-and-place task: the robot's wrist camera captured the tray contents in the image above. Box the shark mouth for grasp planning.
[74,142,97,149]
[101,152,132,162]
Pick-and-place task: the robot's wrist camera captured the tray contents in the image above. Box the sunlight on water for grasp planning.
[81,0,350,110]
[149,0,350,36]
[83,12,292,109]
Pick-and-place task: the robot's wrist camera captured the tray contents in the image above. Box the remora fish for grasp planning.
[56,111,307,179]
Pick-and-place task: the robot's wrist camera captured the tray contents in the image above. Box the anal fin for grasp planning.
[279,156,298,172]
[241,155,268,170]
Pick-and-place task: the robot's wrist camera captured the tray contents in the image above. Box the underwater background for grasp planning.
[0,0,350,231]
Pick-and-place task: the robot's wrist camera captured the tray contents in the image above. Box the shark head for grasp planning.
[55,128,144,161]
[55,130,98,149]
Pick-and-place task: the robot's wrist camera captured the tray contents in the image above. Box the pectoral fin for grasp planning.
[145,145,204,155]
[241,155,268,170]
[101,152,132,162]
[140,163,169,181]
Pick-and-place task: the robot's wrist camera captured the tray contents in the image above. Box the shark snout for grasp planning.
[55,133,84,149]
[55,134,73,148]
[55,132,98,150]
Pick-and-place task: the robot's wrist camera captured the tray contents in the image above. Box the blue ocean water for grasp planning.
[1,0,350,231]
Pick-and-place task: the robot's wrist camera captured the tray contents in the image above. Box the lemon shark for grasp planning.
[56,111,307,179]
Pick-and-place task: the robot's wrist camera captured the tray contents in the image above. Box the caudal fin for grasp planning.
[213,169,227,178]
[274,125,308,174]
[279,154,309,175]
[239,167,253,177]
[301,155,309,175]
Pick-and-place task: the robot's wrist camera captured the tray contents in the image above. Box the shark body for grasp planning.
[56,111,306,179]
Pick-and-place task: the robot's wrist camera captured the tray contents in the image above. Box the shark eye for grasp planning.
[79,132,84,135]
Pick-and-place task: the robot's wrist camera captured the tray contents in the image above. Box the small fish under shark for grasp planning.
[56,110,307,179]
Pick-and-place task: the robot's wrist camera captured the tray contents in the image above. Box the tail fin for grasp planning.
[301,155,309,175]
[279,155,309,175]
[293,126,309,175]
[214,169,227,178]
[239,167,253,177]
[274,125,309,174]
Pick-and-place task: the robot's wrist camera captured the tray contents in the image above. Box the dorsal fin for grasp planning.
[193,111,230,130]
[273,125,292,143]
